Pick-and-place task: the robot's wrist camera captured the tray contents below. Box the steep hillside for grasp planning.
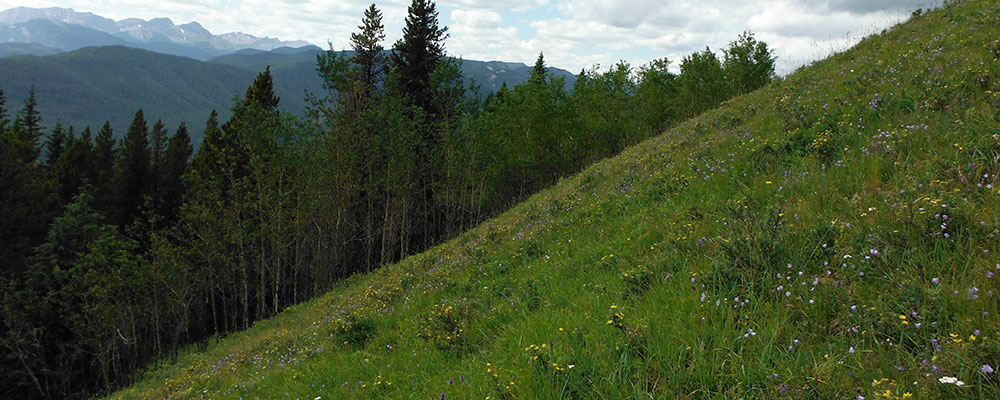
[112,1,1000,398]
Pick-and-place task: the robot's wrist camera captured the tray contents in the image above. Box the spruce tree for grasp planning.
[391,0,448,116]
[149,119,169,207]
[242,67,280,111]
[52,127,95,205]
[530,52,547,86]
[115,109,151,227]
[0,86,8,132]
[352,4,387,96]
[17,87,43,161]
[159,122,192,225]
[44,121,67,166]
[92,122,116,217]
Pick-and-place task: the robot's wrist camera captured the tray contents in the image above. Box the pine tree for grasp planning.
[242,67,280,111]
[17,87,43,162]
[352,3,387,95]
[530,52,547,86]
[149,119,169,209]
[391,0,448,116]
[0,121,51,276]
[91,122,116,218]
[0,86,8,132]
[44,121,68,166]
[115,109,151,227]
[52,127,95,205]
[159,122,191,225]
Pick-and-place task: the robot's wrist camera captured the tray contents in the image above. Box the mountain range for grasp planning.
[0,7,576,144]
[0,6,309,59]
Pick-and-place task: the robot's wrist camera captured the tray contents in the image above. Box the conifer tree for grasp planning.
[0,86,8,132]
[52,127,95,205]
[352,4,387,96]
[530,52,547,86]
[149,119,169,209]
[91,122,116,217]
[392,0,448,116]
[159,122,191,225]
[44,121,67,166]
[242,67,280,111]
[17,87,43,162]
[115,109,151,227]
[0,121,50,276]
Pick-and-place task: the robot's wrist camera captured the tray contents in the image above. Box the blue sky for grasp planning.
[1,0,941,74]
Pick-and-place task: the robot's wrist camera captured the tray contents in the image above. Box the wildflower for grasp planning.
[939,376,964,386]
[983,364,995,374]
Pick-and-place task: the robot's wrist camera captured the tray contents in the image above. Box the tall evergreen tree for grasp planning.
[17,86,43,162]
[44,121,68,166]
[52,127,95,205]
[242,67,280,111]
[149,119,169,208]
[352,4,387,96]
[0,86,8,132]
[391,0,448,116]
[115,109,151,227]
[530,52,547,86]
[0,124,50,276]
[159,122,191,225]
[91,122,116,218]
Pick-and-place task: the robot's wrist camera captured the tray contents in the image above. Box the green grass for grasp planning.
[110,1,1000,398]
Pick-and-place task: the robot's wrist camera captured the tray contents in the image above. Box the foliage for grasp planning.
[101,1,1000,399]
[1,1,796,399]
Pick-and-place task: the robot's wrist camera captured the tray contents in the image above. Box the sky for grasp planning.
[1,0,942,74]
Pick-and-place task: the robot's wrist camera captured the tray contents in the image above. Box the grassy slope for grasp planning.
[112,1,1000,398]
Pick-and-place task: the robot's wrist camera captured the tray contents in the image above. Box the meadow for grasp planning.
[111,1,1000,398]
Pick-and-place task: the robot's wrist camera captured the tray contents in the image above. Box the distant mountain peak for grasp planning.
[0,6,315,55]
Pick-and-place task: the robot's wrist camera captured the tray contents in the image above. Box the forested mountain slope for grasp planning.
[0,46,287,143]
[0,45,575,141]
[108,1,1000,398]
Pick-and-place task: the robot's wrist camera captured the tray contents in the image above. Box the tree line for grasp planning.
[0,1,776,398]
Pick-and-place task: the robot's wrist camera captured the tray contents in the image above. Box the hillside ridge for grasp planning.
[112,1,1000,398]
